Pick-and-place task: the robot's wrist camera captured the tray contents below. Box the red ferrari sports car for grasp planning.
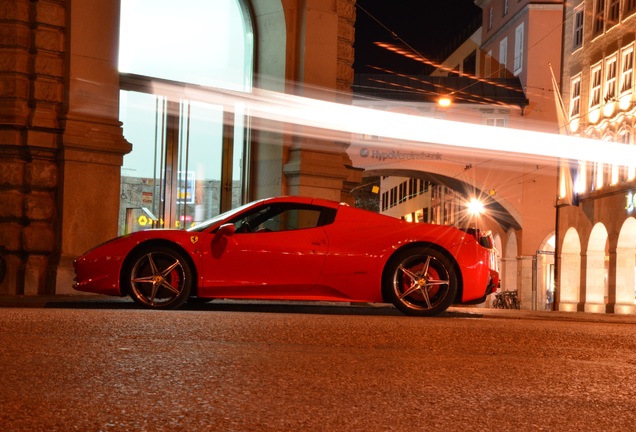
[74,196,499,316]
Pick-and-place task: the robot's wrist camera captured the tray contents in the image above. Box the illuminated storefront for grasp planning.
[117,0,251,234]
[556,0,636,313]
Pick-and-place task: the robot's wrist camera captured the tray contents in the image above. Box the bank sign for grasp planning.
[358,147,443,162]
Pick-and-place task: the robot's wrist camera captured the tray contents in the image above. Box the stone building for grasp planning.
[556,0,636,313]
[0,0,360,295]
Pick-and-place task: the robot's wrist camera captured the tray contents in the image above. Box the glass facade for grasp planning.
[117,0,253,234]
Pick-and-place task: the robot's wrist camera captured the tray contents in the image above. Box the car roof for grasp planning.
[259,196,342,209]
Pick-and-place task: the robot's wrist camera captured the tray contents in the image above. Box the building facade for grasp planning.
[349,1,565,310]
[473,0,565,309]
[0,0,360,295]
[557,0,636,313]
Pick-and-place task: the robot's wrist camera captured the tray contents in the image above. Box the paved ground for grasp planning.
[2,294,636,325]
[2,296,636,431]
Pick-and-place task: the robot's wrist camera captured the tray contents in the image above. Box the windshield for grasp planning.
[187,201,256,232]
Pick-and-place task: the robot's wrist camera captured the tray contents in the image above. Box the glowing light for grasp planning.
[467,198,485,215]
[438,97,452,107]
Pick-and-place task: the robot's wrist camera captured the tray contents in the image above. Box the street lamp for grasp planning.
[467,198,484,215]
[438,96,452,107]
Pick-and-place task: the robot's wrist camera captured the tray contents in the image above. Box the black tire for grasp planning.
[125,246,192,310]
[383,247,458,317]
[188,296,214,304]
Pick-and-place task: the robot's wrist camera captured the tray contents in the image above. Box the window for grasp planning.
[621,130,635,180]
[503,0,509,16]
[620,46,634,94]
[594,162,605,190]
[605,55,618,102]
[514,23,524,75]
[231,204,335,233]
[626,0,636,17]
[608,0,620,26]
[573,7,584,50]
[399,181,408,203]
[486,118,506,127]
[570,75,581,117]
[593,0,605,35]
[499,37,508,77]
[590,63,602,106]
[489,8,494,30]
[118,0,253,234]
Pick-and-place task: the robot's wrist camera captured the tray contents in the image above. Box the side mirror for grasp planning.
[216,223,236,237]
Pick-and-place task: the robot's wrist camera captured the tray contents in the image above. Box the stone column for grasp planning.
[0,0,63,294]
[280,0,359,202]
[517,255,535,310]
[54,0,130,293]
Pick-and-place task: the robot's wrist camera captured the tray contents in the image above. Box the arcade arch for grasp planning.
[615,217,636,314]
[585,223,609,313]
[559,227,581,312]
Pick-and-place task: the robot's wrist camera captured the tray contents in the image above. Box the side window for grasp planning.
[232,205,336,233]
[499,37,508,78]
[513,23,524,75]
[573,6,584,50]
[570,75,581,118]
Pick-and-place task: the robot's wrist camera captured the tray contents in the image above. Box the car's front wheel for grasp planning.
[384,247,458,317]
[125,246,192,309]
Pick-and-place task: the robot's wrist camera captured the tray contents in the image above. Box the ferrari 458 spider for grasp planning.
[74,196,499,316]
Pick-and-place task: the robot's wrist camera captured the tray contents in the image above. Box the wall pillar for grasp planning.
[0,0,63,295]
[517,255,534,310]
[611,247,636,314]
[280,0,357,201]
[54,0,130,293]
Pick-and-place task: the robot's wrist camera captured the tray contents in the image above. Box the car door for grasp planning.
[197,204,330,298]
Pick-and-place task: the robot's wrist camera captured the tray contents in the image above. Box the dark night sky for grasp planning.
[354,0,482,75]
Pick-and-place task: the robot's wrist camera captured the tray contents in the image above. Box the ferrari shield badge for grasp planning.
[190,236,199,244]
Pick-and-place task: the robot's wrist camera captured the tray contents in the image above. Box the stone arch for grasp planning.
[362,168,521,232]
[559,227,581,311]
[615,217,636,314]
[585,222,609,313]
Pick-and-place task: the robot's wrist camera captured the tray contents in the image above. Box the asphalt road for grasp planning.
[1,299,636,431]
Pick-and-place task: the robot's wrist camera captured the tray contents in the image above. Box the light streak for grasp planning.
[150,81,636,168]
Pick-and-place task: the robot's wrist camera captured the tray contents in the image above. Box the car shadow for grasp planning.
[40,297,483,318]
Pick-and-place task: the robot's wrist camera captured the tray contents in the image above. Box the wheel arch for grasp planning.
[119,239,199,296]
[381,242,464,304]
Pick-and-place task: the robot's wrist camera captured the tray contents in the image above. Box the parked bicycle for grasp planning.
[492,290,520,309]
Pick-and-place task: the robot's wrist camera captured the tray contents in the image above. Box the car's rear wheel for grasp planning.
[384,247,458,317]
[125,246,192,310]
